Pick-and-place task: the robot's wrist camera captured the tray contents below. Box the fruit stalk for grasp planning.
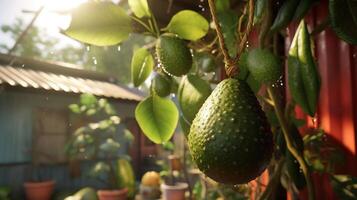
[267,86,315,200]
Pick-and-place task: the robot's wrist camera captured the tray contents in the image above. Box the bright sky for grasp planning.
[0,0,89,49]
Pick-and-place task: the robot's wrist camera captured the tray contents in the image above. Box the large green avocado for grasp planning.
[188,78,273,184]
[156,35,192,76]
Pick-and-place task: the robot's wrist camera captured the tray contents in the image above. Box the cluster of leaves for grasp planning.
[66,94,134,189]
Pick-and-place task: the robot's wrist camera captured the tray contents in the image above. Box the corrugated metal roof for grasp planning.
[0,65,144,101]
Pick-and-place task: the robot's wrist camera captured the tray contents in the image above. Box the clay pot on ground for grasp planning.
[24,180,55,200]
[160,182,188,200]
[97,188,128,200]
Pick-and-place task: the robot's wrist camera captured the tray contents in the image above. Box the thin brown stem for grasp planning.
[234,0,254,63]
[258,158,285,200]
[237,5,248,40]
[207,0,236,76]
[267,87,315,200]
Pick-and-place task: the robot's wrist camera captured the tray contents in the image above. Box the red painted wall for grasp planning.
[284,0,357,199]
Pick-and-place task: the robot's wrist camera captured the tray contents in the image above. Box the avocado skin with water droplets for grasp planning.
[156,35,192,76]
[188,78,273,184]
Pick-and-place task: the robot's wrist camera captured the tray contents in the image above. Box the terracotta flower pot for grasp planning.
[160,182,188,200]
[24,180,55,200]
[97,188,128,200]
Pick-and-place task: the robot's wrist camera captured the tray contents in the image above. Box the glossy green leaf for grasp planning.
[135,95,179,144]
[128,0,151,18]
[64,1,132,46]
[131,48,154,87]
[329,0,357,44]
[166,10,209,41]
[288,21,320,116]
[178,74,212,123]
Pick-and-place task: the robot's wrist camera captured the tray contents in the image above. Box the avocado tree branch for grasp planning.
[267,87,315,200]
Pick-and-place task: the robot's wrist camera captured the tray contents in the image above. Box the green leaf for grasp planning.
[124,129,135,143]
[128,0,151,18]
[166,10,209,41]
[135,95,179,144]
[80,93,97,106]
[330,175,357,200]
[99,138,120,154]
[178,74,212,123]
[162,141,175,151]
[64,1,132,46]
[117,159,136,198]
[69,104,80,113]
[131,48,154,87]
[215,0,230,13]
[329,0,357,44]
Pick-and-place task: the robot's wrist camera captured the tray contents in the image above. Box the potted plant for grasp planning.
[24,170,55,200]
[66,94,135,200]
[157,142,188,200]
[24,147,55,200]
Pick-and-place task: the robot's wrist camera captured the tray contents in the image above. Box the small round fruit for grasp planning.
[246,48,282,84]
[188,78,273,184]
[152,73,172,97]
[141,171,161,186]
[156,35,192,76]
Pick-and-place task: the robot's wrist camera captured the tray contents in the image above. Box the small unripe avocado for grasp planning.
[246,48,282,84]
[188,78,273,184]
[156,35,192,76]
[152,73,172,97]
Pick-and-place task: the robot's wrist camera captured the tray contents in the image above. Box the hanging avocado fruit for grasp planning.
[152,73,172,97]
[156,35,193,76]
[188,78,273,184]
